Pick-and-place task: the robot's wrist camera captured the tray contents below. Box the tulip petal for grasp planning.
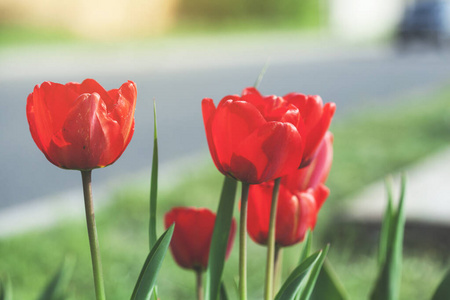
[230,121,303,184]
[165,208,217,270]
[202,98,223,174]
[313,184,330,211]
[210,100,266,177]
[247,183,273,245]
[48,93,121,169]
[78,79,113,105]
[302,102,336,163]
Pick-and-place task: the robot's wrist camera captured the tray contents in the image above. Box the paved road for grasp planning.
[2,32,450,209]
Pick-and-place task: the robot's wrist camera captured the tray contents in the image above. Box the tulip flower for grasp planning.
[26,79,137,300]
[202,87,304,185]
[247,132,333,247]
[27,79,137,170]
[283,93,335,167]
[164,207,236,271]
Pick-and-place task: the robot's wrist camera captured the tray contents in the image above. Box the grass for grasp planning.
[1,84,450,299]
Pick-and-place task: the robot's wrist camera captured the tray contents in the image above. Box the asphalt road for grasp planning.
[2,33,450,209]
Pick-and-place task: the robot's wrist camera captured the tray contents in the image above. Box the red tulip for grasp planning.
[27,79,137,170]
[283,93,335,167]
[247,133,333,247]
[281,132,333,196]
[164,207,236,271]
[202,87,303,184]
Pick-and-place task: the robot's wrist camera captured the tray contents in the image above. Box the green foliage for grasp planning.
[0,276,12,300]
[431,267,450,300]
[37,258,75,300]
[149,101,158,250]
[275,247,328,300]
[176,0,322,28]
[310,260,349,300]
[131,225,174,300]
[205,177,238,300]
[370,175,406,300]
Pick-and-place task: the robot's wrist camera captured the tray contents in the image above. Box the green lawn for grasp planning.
[1,84,450,299]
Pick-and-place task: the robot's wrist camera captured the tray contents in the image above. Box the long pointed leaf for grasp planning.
[37,257,75,300]
[431,267,450,300]
[310,259,350,300]
[205,176,238,300]
[297,245,330,300]
[275,250,323,300]
[370,174,406,300]
[131,225,174,300]
[378,176,394,266]
[149,100,158,249]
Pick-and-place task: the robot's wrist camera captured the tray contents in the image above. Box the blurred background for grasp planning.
[1,0,450,298]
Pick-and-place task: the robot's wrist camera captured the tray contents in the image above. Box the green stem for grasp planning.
[81,170,106,300]
[196,269,204,300]
[239,182,250,300]
[264,178,281,300]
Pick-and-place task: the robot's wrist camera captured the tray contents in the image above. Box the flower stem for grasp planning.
[239,182,250,300]
[81,170,106,300]
[264,178,281,300]
[196,269,204,300]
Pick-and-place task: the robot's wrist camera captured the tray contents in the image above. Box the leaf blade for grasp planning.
[275,250,323,300]
[431,267,450,300]
[131,225,174,300]
[370,174,406,300]
[37,257,75,300]
[205,176,238,300]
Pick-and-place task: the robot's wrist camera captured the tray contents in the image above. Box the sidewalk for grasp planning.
[345,147,450,225]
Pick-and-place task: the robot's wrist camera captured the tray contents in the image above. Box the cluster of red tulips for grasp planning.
[26,78,336,300]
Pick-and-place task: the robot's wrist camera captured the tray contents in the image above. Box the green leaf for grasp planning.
[37,257,75,300]
[275,249,324,300]
[310,259,350,300]
[205,176,238,300]
[431,267,450,300]
[254,60,270,88]
[370,174,406,300]
[131,225,174,300]
[219,282,229,300]
[378,176,394,266]
[149,100,158,250]
[297,245,330,300]
[0,276,12,300]
[298,231,313,264]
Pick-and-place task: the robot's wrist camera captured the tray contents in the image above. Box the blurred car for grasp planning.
[396,0,450,48]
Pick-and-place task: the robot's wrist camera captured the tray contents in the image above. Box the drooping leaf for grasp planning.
[275,249,323,300]
[149,100,158,250]
[297,245,330,300]
[37,257,75,300]
[370,174,406,300]
[205,176,238,300]
[431,267,450,300]
[310,259,350,300]
[131,225,174,300]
